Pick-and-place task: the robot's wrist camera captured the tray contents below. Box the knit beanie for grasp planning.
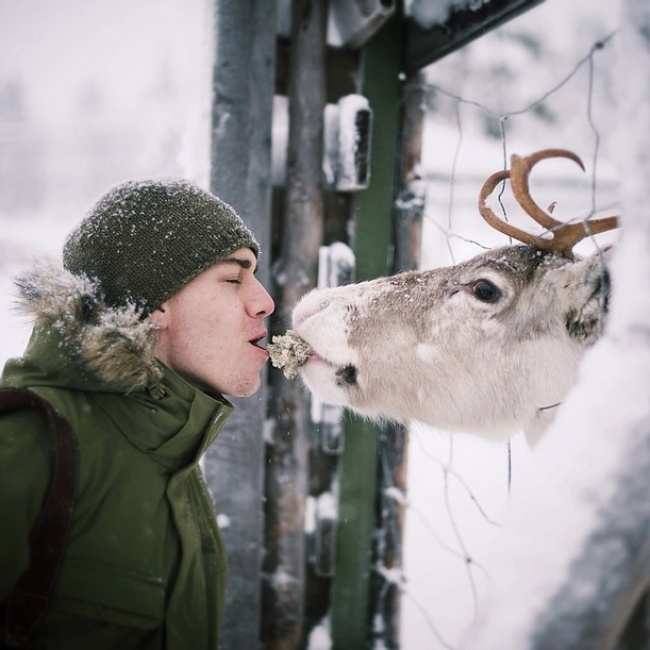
[63,179,259,315]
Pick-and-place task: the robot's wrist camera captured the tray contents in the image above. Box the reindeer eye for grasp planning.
[472,279,501,303]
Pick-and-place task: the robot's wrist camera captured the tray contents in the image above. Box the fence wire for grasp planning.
[378,31,617,650]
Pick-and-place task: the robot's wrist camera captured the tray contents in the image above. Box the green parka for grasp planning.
[0,265,232,649]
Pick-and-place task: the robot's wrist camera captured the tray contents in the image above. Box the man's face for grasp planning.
[153,247,275,397]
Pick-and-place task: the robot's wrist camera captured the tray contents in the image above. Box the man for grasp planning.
[0,180,274,648]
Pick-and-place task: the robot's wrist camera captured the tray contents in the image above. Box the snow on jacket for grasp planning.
[0,264,232,649]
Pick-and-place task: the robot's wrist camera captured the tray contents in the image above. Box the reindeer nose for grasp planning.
[292,294,331,328]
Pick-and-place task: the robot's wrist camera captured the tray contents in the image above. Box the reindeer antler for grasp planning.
[478,148,619,254]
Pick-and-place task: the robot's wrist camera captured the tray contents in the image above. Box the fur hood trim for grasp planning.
[15,262,163,389]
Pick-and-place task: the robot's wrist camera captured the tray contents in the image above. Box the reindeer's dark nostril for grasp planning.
[336,364,358,386]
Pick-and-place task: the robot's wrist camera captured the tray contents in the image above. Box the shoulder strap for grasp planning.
[0,388,79,648]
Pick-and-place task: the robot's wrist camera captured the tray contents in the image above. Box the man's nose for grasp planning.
[250,279,275,318]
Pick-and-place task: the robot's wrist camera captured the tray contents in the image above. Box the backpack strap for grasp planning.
[0,388,78,648]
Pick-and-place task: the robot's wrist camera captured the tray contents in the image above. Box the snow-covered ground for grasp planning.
[0,1,634,649]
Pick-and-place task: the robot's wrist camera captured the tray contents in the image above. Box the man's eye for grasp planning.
[226,278,241,284]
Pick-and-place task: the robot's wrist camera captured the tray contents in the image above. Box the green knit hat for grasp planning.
[63,179,259,315]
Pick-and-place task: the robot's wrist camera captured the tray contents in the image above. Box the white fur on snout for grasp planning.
[299,360,349,407]
[293,285,361,407]
[292,288,331,328]
[292,247,609,442]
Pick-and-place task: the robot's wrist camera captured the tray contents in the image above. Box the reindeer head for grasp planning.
[291,149,619,442]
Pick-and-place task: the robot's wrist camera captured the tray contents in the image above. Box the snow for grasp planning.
[326,0,395,49]
[269,567,299,590]
[461,335,650,647]
[406,0,493,30]
[217,513,231,529]
[318,242,355,288]
[304,491,341,534]
[304,496,316,535]
[280,96,373,192]
[402,1,626,648]
[323,103,340,188]
[461,2,650,645]
[316,491,338,520]
[306,617,331,650]
[384,486,408,507]
[376,564,405,587]
[336,95,372,192]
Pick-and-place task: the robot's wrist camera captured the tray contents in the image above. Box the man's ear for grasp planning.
[149,302,170,331]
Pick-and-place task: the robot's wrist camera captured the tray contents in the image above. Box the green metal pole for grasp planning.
[331,14,403,649]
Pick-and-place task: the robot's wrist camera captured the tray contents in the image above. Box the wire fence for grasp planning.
[378,30,618,649]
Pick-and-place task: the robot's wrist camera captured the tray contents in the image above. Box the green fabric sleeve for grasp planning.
[0,409,51,600]
[35,613,163,649]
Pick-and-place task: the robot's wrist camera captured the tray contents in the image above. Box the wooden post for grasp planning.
[392,73,425,276]
[369,71,426,649]
[205,1,277,648]
[262,1,327,648]
[331,14,403,649]
[303,244,354,642]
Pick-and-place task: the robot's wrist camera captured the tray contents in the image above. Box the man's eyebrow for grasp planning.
[219,258,257,273]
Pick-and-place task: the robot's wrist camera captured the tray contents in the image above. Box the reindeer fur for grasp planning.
[292,246,610,443]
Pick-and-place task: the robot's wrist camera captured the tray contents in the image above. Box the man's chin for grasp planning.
[173,368,260,400]
[223,375,262,399]
[228,386,259,399]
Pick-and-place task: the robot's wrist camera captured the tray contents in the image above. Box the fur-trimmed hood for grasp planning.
[6,263,163,392]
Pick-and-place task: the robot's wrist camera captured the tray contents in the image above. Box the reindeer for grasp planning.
[271,149,619,444]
